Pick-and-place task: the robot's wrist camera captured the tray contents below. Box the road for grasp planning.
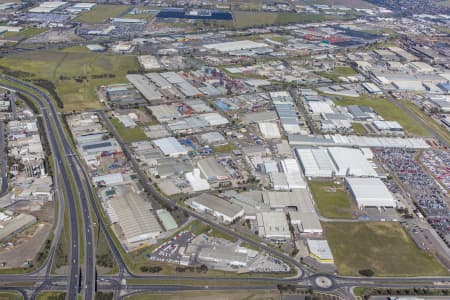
[0,76,93,300]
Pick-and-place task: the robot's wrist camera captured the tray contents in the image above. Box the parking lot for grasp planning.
[420,150,450,190]
[147,230,195,264]
[376,148,449,241]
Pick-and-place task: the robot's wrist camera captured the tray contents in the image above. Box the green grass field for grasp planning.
[322,222,448,276]
[232,11,336,28]
[351,122,367,135]
[74,4,131,23]
[125,290,281,300]
[308,181,354,219]
[334,96,430,136]
[401,100,450,145]
[36,292,65,300]
[0,291,23,300]
[212,143,237,153]
[0,47,139,112]
[1,27,47,41]
[317,66,357,82]
[110,117,147,143]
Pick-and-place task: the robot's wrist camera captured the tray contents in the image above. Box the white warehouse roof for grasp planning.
[328,147,377,177]
[204,40,270,53]
[346,177,396,208]
[153,137,188,157]
[296,147,336,178]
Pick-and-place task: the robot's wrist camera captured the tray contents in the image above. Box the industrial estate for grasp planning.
[0,0,448,300]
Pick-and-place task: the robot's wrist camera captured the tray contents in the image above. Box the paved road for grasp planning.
[0,77,86,300]
[0,122,7,197]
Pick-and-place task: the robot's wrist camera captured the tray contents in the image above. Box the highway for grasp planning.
[0,76,90,300]
[0,75,449,300]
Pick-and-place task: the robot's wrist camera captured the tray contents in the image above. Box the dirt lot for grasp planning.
[0,223,52,268]
[0,201,54,268]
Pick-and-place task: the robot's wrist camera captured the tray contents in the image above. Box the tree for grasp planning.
[359,269,374,277]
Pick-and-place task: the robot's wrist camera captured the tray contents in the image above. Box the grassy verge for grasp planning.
[351,123,367,136]
[0,291,23,300]
[334,96,429,136]
[212,143,237,153]
[317,66,357,82]
[308,181,353,219]
[74,5,131,23]
[110,117,147,143]
[401,100,450,145]
[37,292,66,300]
[124,290,280,300]
[323,222,448,276]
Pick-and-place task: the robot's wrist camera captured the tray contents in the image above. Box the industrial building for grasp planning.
[296,147,336,178]
[203,40,270,54]
[257,211,290,241]
[105,185,163,245]
[197,157,230,184]
[153,137,188,157]
[258,122,281,139]
[187,194,244,223]
[197,247,248,267]
[156,209,178,231]
[296,147,377,178]
[345,177,396,208]
[307,239,334,263]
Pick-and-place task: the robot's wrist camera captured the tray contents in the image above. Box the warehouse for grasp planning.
[147,104,181,122]
[295,148,336,178]
[362,82,382,94]
[156,209,178,231]
[262,190,314,211]
[197,157,230,182]
[107,186,163,245]
[345,177,396,208]
[29,1,67,13]
[256,212,290,241]
[258,122,281,139]
[187,194,244,223]
[327,147,377,177]
[199,131,226,145]
[127,74,163,102]
[80,139,119,155]
[307,239,334,263]
[93,173,125,187]
[153,137,188,157]
[203,40,270,53]
[138,55,161,71]
[372,120,404,133]
[198,247,248,267]
[290,212,323,234]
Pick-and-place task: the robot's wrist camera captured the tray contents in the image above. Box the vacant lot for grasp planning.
[308,181,354,219]
[232,11,335,28]
[111,117,147,143]
[125,290,281,300]
[317,66,357,82]
[74,4,131,23]
[351,123,367,135]
[0,47,139,111]
[323,222,448,276]
[2,27,47,42]
[334,96,429,136]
